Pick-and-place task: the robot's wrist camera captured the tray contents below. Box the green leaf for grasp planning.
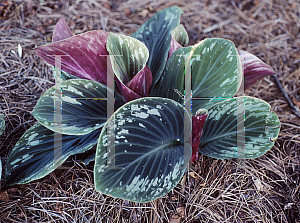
[0,113,4,135]
[94,97,191,203]
[171,24,189,46]
[5,123,101,186]
[150,38,243,112]
[32,79,125,135]
[199,96,280,159]
[131,6,183,85]
[106,32,149,84]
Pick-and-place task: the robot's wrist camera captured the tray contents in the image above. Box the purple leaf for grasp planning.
[52,18,73,42]
[36,30,109,85]
[126,65,152,98]
[168,37,182,58]
[191,109,208,162]
[115,77,141,102]
[239,50,275,89]
[115,65,152,103]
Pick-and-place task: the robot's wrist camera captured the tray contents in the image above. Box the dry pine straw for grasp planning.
[0,0,299,222]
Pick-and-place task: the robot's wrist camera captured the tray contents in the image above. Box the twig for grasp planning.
[272,74,300,119]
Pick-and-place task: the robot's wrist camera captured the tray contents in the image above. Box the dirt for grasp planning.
[0,0,299,222]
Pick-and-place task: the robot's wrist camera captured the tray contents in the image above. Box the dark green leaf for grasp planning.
[199,96,280,159]
[32,79,125,135]
[94,97,191,202]
[131,6,183,85]
[151,38,243,112]
[5,123,101,186]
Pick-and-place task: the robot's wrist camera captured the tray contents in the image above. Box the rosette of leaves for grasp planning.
[4,7,280,203]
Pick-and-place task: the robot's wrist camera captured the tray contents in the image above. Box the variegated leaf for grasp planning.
[131,6,183,85]
[5,123,101,186]
[32,79,125,135]
[171,24,189,47]
[36,30,109,84]
[199,96,280,159]
[94,97,191,203]
[59,69,81,81]
[150,38,243,112]
[106,33,152,100]
[106,32,149,84]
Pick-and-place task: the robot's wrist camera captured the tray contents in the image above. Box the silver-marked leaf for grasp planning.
[36,30,109,84]
[199,96,280,159]
[150,38,243,112]
[106,33,152,101]
[171,24,189,47]
[52,66,80,81]
[5,123,101,186]
[52,18,73,42]
[239,50,275,89]
[60,69,81,81]
[0,113,4,135]
[131,6,183,85]
[32,79,125,135]
[94,97,191,203]
[106,32,149,84]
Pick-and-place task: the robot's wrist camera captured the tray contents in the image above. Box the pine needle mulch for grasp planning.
[0,0,299,222]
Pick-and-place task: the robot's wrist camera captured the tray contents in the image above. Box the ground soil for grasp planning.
[0,0,299,222]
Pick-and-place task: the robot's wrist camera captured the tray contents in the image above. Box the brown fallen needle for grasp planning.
[272,74,300,119]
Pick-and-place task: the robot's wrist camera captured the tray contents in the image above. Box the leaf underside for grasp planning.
[36,30,109,84]
[94,97,191,203]
[52,17,73,42]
